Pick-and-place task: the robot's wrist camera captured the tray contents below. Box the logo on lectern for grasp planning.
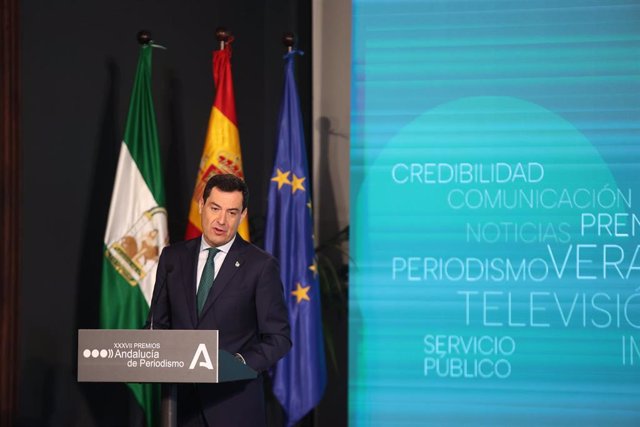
[189,343,214,370]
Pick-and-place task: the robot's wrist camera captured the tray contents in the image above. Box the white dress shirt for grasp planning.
[196,235,236,292]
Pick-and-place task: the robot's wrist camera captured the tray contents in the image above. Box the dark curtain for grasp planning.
[0,0,21,425]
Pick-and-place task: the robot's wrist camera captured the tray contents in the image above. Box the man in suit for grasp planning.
[148,173,291,427]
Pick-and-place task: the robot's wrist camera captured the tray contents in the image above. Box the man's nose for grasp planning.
[216,211,226,225]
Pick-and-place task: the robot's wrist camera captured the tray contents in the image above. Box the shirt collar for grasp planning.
[199,234,236,254]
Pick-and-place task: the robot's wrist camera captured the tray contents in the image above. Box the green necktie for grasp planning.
[197,247,220,316]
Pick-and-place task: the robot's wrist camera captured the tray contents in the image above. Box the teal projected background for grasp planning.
[349,1,640,426]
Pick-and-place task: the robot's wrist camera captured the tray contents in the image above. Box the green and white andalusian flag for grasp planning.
[100,44,167,427]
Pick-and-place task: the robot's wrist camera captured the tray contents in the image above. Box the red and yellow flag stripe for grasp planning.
[185,46,250,240]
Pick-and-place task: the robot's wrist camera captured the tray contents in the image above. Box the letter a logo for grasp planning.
[189,343,214,370]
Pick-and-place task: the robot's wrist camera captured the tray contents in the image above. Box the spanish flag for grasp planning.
[185,42,249,240]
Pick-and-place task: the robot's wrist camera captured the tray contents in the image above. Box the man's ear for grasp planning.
[198,199,204,215]
[240,208,248,221]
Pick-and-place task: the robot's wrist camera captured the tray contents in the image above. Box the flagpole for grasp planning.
[283,32,294,53]
[137,29,152,45]
[216,27,230,51]
[138,29,177,427]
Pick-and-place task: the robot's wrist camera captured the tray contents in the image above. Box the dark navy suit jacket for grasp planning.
[149,235,291,427]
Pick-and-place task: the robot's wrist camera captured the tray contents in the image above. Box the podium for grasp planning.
[77,329,256,426]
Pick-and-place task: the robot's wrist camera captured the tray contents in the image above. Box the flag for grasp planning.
[265,49,327,426]
[185,42,249,240]
[100,44,168,427]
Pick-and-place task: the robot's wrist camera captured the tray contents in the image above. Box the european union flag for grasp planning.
[265,50,327,426]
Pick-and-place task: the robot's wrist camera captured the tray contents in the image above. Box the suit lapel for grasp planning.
[181,238,200,327]
[200,235,248,318]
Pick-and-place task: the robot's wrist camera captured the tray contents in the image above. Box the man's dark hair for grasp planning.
[202,174,249,211]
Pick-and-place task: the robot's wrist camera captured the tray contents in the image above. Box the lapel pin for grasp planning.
[235,261,240,267]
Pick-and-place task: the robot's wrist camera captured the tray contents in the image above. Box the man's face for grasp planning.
[198,187,246,247]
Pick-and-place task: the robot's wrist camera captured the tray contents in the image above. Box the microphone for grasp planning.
[148,263,173,330]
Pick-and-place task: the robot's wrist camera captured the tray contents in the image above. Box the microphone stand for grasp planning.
[148,264,177,427]
[143,237,176,426]
[161,384,177,427]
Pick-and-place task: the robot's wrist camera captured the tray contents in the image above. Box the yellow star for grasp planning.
[291,174,306,194]
[271,169,291,190]
[291,282,311,303]
[309,261,318,277]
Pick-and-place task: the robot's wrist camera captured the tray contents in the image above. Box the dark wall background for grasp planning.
[19,1,325,426]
